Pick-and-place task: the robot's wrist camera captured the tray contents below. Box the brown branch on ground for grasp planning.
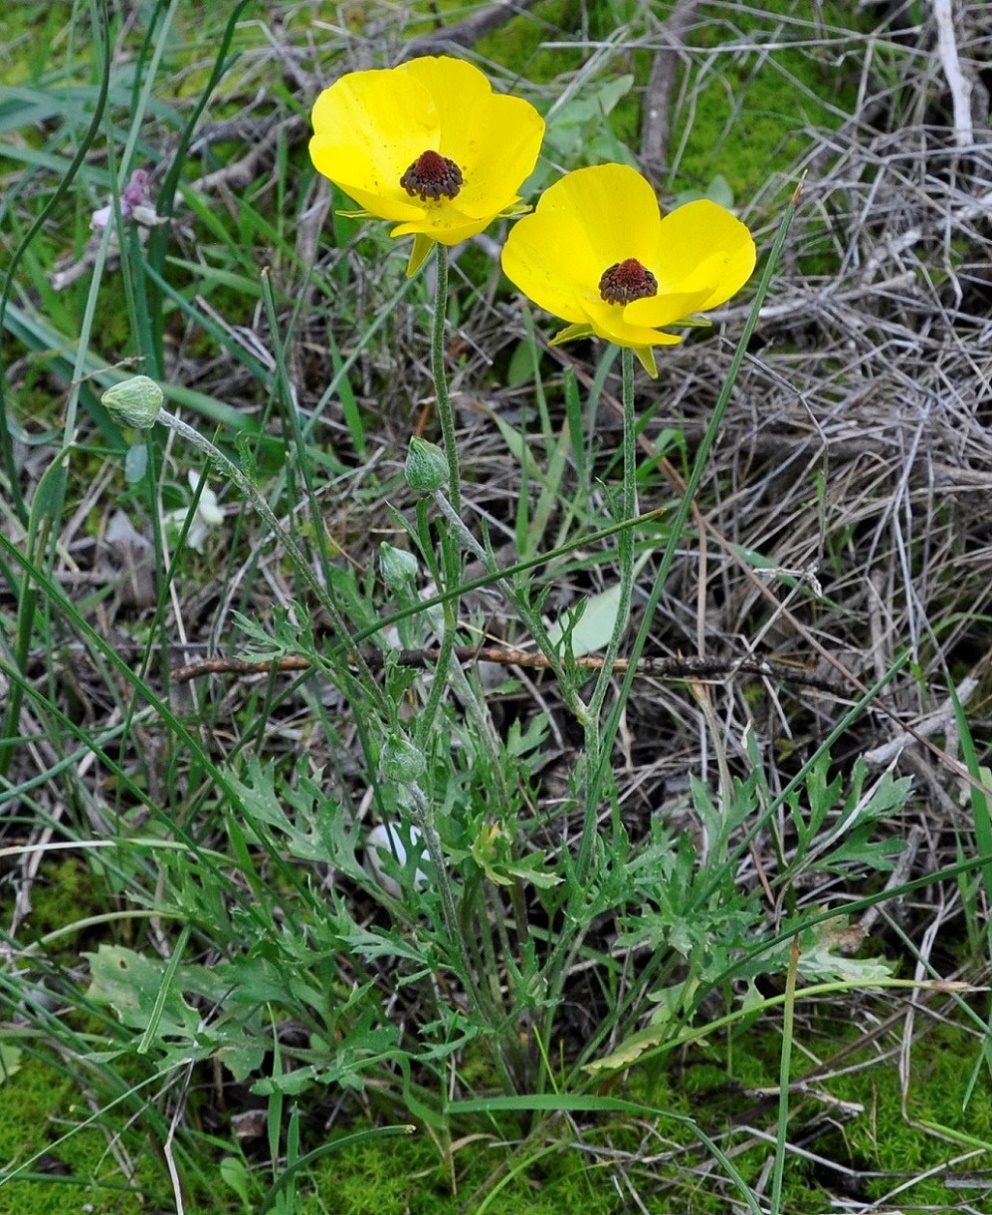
[400,0,543,59]
[170,644,850,696]
[186,116,306,197]
[640,0,702,181]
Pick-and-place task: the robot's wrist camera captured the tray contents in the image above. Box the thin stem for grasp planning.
[405,778,517,1092]
[405,781,461,947]
[574,346,638,888]
[443,658,511,807]
[587,346,637,729]
[597,187,801,789]
[538,349,639,1044]
[769,936,800,1215]
[412,244,469,745]
[430,245,461,516]
[412,592,458,743]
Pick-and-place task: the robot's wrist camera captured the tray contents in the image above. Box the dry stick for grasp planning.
[932,0,974,149]
[170,645,847,695]
[185,116,306,197]
[400,0,543,58]
[640,0,702,179]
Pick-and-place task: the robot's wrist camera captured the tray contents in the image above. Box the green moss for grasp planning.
[665,0,871,199]
[696,1013,992,1209]
[12,857,124,973]
[481,1,583,82]
[0,1054,168,1214]
[305,1120,622,1215]
[7,1005,990,1212]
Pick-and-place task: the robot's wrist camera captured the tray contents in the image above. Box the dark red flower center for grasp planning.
[599,258,658,305]
[400,150,463,202]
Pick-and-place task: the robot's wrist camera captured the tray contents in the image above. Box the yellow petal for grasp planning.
[310,56,544,246]
[503,164,756,360]
[584,298,685,349]
[312,157,422,222]
[501,208,596,325]
[503,163,689,345]
[401,60,544,220]
[537,163,662,266]
[446,96,545,220]
[402,56,493,120]
[391,206,493,245]
[310,69,438,218]
[649,199,757,310]
[622,287,716,330]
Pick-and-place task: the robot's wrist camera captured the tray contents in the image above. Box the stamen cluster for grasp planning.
[400,151,464,202]
[599,258,659,305]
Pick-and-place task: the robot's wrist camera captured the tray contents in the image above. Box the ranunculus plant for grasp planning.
[309,55,545,276]
[501,162,756,376]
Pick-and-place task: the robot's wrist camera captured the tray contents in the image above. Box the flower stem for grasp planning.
[430,245,461,517]
[587,347,637,725]
[404,779,522,1089]
[405,780,461,945]
[538,350,639,1036]
[573,346,637,887]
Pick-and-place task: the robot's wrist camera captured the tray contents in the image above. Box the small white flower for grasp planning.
[166,471,225,553]
[91,168,158,232]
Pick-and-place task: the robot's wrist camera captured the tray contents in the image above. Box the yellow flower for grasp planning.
[501,163,756,377]
[309,56,545,276]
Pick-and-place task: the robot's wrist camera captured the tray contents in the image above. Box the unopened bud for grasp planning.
[404,437,448,493]
[379,736,427,783]
[380,542,418,589]
[101,376,163,429]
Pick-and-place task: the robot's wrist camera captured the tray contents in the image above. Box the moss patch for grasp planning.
[0,1054,167,1214]
[664,0,871,198]
[689,1011,992,1211]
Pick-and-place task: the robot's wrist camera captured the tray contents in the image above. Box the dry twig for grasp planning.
[170,644,850,696]
[640,0,701,178]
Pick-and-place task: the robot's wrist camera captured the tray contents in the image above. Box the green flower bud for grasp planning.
[379,542,418,589]
[404,437,449,493]
[101,376,164,428]
[379,736,427,783]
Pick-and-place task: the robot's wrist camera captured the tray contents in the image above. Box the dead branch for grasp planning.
[640,0,702,179]
[170,644,850,696]
[401,0,543,59]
